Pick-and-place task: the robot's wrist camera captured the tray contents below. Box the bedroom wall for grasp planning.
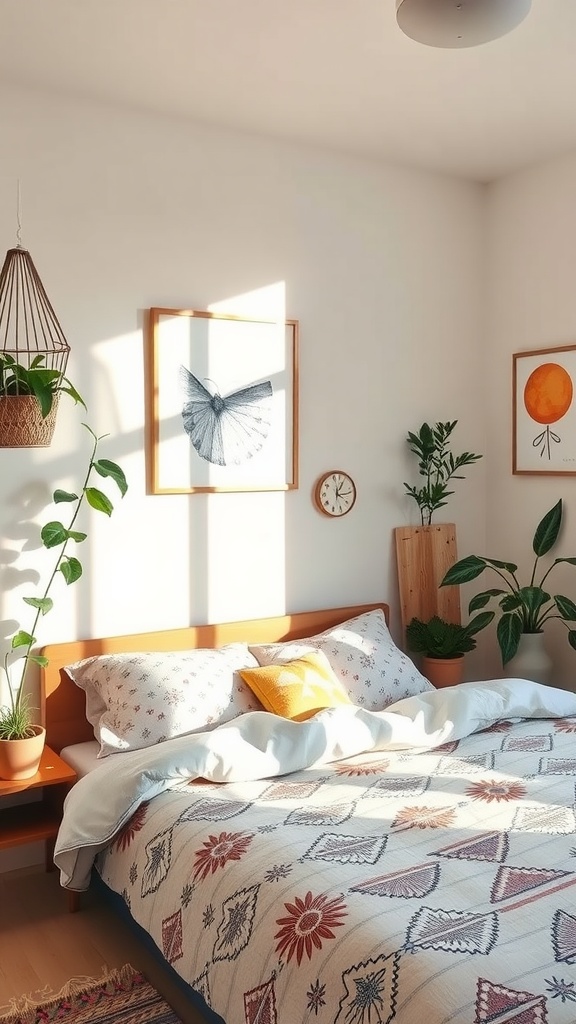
[0,83,487,650]
[485,152,576,687]
[0,84,486,868]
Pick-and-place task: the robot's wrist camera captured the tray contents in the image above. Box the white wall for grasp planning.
[485,153,576,685]
[0,84,487,870]
[0,83,487,650]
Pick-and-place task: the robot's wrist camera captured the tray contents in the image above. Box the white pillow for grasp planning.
[65,643,262,757]
[249,608,433,710]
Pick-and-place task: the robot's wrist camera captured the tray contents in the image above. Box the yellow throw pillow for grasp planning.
[238,650,352,722]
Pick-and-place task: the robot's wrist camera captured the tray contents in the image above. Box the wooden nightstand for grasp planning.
[0,744,77,872]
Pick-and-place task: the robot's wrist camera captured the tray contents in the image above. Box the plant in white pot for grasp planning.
[440,498,576,683]
[0,422,127,779]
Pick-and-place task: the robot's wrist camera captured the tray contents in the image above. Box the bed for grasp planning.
[44,603,576,1024]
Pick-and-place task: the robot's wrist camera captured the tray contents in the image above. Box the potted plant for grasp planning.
[403,420,483,527]
[440,498,576,680]
[405,612,493,687]
[0,353,85,447]
[395,420,483,636]
[0,421,127,780]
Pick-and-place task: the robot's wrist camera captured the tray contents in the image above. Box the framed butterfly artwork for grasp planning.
[147,308,299,493]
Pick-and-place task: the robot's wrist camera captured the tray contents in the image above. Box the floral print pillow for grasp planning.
[249,608,433,711]
[66,643,262,757]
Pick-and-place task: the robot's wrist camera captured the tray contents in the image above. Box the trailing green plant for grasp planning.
[0,353,85,418]
[0,423,127,740]
[405,613,493,660]
[403,420,482,526]
[440,499,576,666]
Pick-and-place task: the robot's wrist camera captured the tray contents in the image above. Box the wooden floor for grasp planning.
[0,869,210,1024]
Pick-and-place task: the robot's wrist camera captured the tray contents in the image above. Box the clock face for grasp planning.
[315,471,357,518]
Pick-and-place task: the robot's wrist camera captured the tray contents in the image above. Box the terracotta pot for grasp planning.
[421,655,465,689]
[0,725,46,780]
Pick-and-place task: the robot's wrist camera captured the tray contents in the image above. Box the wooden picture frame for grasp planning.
[147,308,299,493]
[513,344,576,475]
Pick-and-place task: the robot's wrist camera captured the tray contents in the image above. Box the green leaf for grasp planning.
[68,530,87,542]
[28,654,49,667]
[497,613,523,666]
[85,487,113,516]
[53,489,78,503]
[60,378,87,409]
[59,556,83,584]
[41,521,69,548]
[555,595,576,621]
[466,611,494,635]
[468,589,506,612]
[93,459,128,497]
[11,630,35,649]
[569,630,576,651]
[441,556,488,586]
[483,558,519,573]
[533,499,562,557]
[22,597,53,615]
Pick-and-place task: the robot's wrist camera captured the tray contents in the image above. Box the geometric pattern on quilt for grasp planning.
[490,865,573,904]
[161,908,183,963]
[405,906,499,955]
[244,975,278,1024]
[303,832,388,865]
[363,775,430,798]
[213,884,260,963]
[501,734,552,751]
[512,804,576,834]
[141,826,173,896]
[475,977,547,1024]
[438,753,495,774]
[260,778,326,801]
[551,909,576,962]
[432,831,510,864]
[284,803,356,827]
[349,862,440,899]
[539,758,576,775]
[178,798,252,822]
[335,950,400,1024]
[248,608,434,711]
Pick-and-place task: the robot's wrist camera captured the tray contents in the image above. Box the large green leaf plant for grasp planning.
[0,353,85,418]
[441,499,576,666]
[0,423,127,739]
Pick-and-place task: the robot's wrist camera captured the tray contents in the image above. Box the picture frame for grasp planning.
[513,343,576,475]
[147,308,299,494]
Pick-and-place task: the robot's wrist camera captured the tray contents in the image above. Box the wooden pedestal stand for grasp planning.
[394,523,461,635]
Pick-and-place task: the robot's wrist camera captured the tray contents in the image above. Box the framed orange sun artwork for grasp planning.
[513,344,576,475]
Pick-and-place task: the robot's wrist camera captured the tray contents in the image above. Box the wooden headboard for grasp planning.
[40,602,389,753]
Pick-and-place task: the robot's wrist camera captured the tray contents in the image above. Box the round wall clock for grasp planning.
[314,470,357,518]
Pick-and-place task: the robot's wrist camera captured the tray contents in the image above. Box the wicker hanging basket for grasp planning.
[0,394,60,447]
[0,246,70,448]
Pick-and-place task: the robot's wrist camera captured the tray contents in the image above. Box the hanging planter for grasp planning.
[0,247,82,447]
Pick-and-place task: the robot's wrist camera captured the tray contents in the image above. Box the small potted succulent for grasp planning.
[0,421,127,780]
[406,612,493,688]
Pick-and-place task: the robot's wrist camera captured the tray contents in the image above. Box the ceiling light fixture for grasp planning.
[395,0,532,48]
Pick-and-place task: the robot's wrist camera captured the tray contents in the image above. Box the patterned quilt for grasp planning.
[55,681,576,1024]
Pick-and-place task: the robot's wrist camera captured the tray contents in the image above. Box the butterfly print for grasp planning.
[179,366,273,466]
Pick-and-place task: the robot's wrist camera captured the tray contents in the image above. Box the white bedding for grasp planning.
[55,678,576,890]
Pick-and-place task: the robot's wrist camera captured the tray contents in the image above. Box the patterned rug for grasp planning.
[0,964,184,1024]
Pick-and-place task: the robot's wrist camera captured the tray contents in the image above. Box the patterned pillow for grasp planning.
[65,643,262,757]
[238,650,353,722]
[249,608,433,711]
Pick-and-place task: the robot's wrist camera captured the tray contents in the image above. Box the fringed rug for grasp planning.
[0,964,184,1024]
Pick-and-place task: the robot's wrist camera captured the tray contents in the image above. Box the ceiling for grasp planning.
[1,0,575,182]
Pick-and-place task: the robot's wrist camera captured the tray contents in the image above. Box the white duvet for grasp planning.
[55,678,576,891]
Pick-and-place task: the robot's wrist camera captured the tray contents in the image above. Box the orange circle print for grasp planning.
[524,362,573,425]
